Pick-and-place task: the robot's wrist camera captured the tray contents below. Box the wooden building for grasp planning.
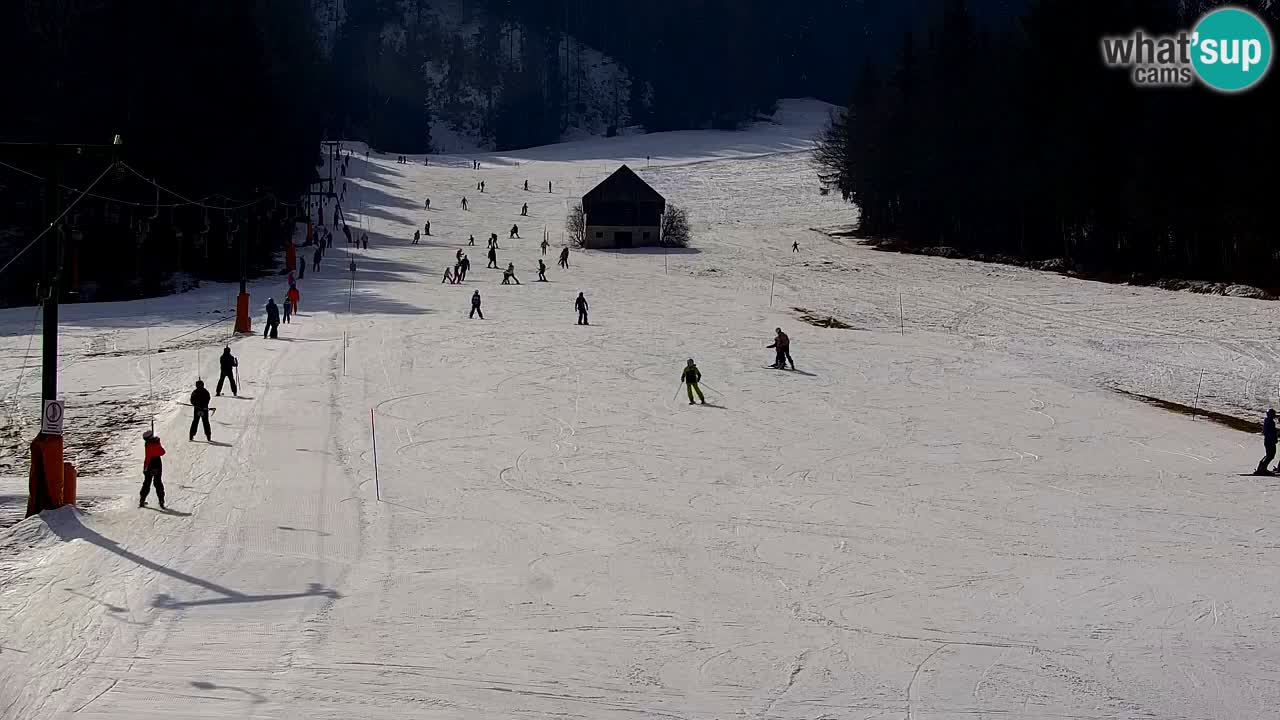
[581,165,665,248]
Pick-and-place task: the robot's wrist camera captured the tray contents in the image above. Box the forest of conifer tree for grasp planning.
[815,0,1280,289]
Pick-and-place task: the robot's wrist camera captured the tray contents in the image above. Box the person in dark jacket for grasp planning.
[767,328,795,370]
[509,224,520,239]
[312,246,322,272]
[521,203,528,216]
[502,262,521,285]
[459,255,470,281]
[575,292,589,325]
[216,347,238,397]
[470,290,484,319]
[558,246,570,269]
[537,259,548,282]
[264,298,280,339]
[1257,409,1278,475]
[681,359,706,405]
[140,430,166,509]
[189,380,212,442]
[487,247,499,269]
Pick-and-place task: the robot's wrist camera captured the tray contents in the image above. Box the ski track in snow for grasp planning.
[1,99,1279,718]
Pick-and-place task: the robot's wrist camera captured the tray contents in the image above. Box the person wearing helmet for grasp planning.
[681,359,706,405]
[140,429,166,508]
[189,380,212,442]
[264,298,280,339]
[216,347,238,396]
[1257,409,1278,475]
[767,328,794,370]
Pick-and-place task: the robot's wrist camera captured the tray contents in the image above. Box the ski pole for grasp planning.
[672,382,685,403]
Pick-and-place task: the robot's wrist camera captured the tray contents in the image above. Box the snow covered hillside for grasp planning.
[2,99,1279,719]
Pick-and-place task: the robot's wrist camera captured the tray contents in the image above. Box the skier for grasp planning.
[312,246,322,272]
[558,246,570,269]
[541,238,549,255]
[575,292,589,325]
[287,284,300,313]
[480,180,485,192]
[264,298,280,339]
[442,266,455,284]
[425,220,431,236]
[461,196,469,211]
[413,229,420,245]
[487,247,499,269]
[216,347,238,397]
[681,359,706,406]
[189,380,213,442]
[490,232,499,248]
[524,179,529,191]
[767,328,795,370]
[510,224,520,239]
[470,290,484,319]
[548,181,552,193]
[456,248,464,262]
[537,259,548,282]
[792,241,799,253]
[140,430,166,509]
[1257,409,1278,475]
[425,198,431,210]
[362,235,369,250]
[502,262,521,285]
[298,255,306,279]
[283,296,293,324]
[521,203,528,217]
[468,234,476,246]
[459,254,470,281]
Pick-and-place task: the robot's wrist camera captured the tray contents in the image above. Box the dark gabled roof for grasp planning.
[582,165,665,205]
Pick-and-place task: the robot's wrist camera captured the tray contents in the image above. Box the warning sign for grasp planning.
[42,400,64,435]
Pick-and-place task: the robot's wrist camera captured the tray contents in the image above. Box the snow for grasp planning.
[2,99,1280,719]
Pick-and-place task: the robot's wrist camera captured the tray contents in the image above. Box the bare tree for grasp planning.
[661,204,691,248]
[566,201,586,247]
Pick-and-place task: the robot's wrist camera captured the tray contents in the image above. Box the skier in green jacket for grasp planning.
[681,359,706,405]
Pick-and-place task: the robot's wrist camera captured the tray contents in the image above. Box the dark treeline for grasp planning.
[483,0,1019,146]
[341,0,1021,151]
[816,0,1280,288]
[1,1,328,305]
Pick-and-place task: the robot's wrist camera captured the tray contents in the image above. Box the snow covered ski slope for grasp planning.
[2,99,1280,719]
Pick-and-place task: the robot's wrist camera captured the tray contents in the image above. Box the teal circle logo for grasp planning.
[1192,7,1273,92]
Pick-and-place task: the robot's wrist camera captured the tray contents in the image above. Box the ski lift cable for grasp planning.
[0,160,118,278]
[1,158,300,211]
[5,304,42,429]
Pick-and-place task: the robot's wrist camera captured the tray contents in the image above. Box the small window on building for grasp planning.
[595,231,603,238]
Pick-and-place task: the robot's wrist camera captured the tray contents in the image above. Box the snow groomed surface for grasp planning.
[1,100,1277,719]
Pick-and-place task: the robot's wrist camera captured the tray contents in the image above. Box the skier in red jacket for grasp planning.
[140,430,166,509]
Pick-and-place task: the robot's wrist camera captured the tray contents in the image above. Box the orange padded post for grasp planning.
[62,462,77,506]
[235,291,252,333]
